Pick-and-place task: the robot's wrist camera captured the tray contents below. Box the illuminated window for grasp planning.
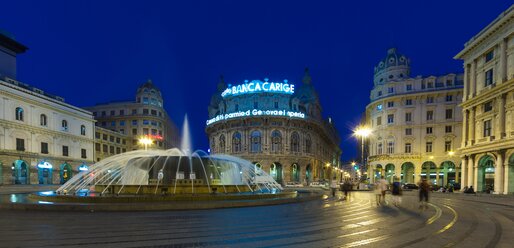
[445,141,452,152]
[80,125,86,135]
[405,143,411,153]
[250,131,261,153]
[271,130,282,153]
[15,107,24,121]
[40,114,47,126]
[485,69,494,86]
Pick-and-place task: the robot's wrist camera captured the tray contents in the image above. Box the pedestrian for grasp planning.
[418,178,430,210]
[343,181,351,200]
[391,177,402,206]
[330,177,338,198]
[374,180,382,205]
[378,176,388,204]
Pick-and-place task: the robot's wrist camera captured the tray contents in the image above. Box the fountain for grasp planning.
[20,116,322,210]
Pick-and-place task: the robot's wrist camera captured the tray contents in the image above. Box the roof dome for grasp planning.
[137,79,161,94]
[373,48,410,85]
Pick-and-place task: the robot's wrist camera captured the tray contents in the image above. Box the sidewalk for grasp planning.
[402,190,514,207]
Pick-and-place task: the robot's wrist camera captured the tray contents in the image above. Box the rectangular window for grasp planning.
[387,114,394,124]
[119,129,124,134]
[388,87,394,93]
[143,120,149,125]
[151,129,157,135]
[446,79,453,86]
[426,97,434,104]
[102,134,107,141]
[101,111,106,117]
[101,121,106,127]
[426,111,434,121]
[485,50,494,62]
[377,91,382,97]
[405,112,412,122]
[143,128,149,135]
[132,128,137,135]
[377,144,383,155]
[116,147,121,154]
[102,144,108,153]
[446,95,453,102]
[41,142,48,154]
[445,109,453,119]
[110,110,115,116]
[132,109,137,115]
[116,137,120,144]
[132,120,138,126]
[111,121,116,127]
[387,142,394,154]
[16,138,25,151]
[62,146,69,157]
[405,99,412,105]
[376,117,382,126]
[445,141,452,152]
[95,132,100,139]
[406,84,412,91]
[426,127,433,134]
[485,69,494,86]
[484,101,493,112]
[95,143,100,151]
[426,142,433,153]
[119,110,125,116]
[405,143,412,153]
[483,120,492,137]
[445,125,452,133]
[387,101,394,108]
[109,146,114,154]
[143,97,149,104]
[405,128,412,135]
[151,121,157,126]
[143,109,149,115]
[109,136,114,142]
[151,110,157,116]
[119,120,125,126]
[427,82,433,88]
[81,149,87,159]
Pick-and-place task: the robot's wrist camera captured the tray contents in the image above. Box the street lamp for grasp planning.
[354,126,371,180]
[139,136,153,150]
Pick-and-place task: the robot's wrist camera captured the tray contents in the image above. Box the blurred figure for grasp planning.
[342,181,352,200]
[330,177,338,197]
[374,180,382,206]
[378,176,388,204]
[418,178,430,210]
[391,177,402,207]
[464,185,476,194]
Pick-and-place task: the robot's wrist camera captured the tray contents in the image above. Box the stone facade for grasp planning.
[94,127,130,162]
[455,5,514,194]
[84,80,180,153]
[366,48,464,186]
[206,69,341,185]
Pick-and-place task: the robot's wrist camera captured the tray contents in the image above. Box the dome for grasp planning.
[373,48,410,85]
[137,79,161,95]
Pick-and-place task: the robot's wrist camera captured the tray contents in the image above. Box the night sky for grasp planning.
[1,1,511,162]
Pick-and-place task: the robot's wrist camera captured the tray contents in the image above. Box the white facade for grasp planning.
[366,48,464,187]
[455,4,514,194]
[0,77,95,184]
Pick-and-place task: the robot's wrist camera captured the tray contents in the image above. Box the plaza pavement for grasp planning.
[0,185,513,247]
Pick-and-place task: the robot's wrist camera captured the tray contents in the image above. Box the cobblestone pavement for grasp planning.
[0,189,513,247]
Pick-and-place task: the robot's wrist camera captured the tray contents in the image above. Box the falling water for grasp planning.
[181,114,192,156]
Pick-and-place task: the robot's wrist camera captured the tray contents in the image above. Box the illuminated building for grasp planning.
[0,32,95,185]
[455,5,514,194]
[366,48,464,185]
[206,68,341,185]
[84,80,180,155]
[94,127,130,162]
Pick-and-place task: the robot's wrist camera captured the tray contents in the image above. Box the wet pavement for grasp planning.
[0,188,513,247]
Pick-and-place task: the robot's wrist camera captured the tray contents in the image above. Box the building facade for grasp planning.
[94,127,130,162]
[455,5,514,194]
[366,48,464,186]
[206,69,341,185]
[0,33,95,185]
[84,80,180,153]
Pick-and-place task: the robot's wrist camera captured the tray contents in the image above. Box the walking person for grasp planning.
[378,176,388,204]
[330,177,338,198]
[418,178,430,210]
[391,177,402,207]
[374,180,382,206]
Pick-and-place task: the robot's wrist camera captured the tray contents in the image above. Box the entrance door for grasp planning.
[12,160,29,184]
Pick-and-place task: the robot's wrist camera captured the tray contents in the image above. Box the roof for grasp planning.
[0,32,28,54]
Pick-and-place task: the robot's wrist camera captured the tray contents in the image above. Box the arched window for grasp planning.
[62,120,68,131]
[250,131,261,153]
[15,107,24,121]
[232,132,241,153]
[377,143,383,155]
[80,125,86,136]
[219,134,226,153]
[305,134,312,153]
[271,130,282,153]
[291,132,300,153]
[387,141,395,154]
[40,114,47,126]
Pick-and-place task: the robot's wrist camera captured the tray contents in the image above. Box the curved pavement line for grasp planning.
[434,204,458,234]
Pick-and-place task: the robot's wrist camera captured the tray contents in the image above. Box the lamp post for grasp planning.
[354,126,371,181]
[139,136,153,151]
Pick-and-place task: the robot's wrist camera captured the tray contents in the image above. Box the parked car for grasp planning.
[285,181,304,187]
[402,183,419,189]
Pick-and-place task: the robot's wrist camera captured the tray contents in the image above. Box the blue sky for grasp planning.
[1,0,511,161]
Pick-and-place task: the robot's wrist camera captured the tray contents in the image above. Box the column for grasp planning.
[497,95,506,139]
[457,158,464,184]
[463,64,469,101]
[473,159,479,191]
[469,107,475,144]
[500,38,508,83]
[462,109,468,147]
[436,168,440,185]
[494,152,504,194]
[504,158,510,194]
[415,164,422,183]
[467,156,474,188]
[470,60,477,98]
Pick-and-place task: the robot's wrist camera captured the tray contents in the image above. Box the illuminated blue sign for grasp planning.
[37,161,53,169]
[377,104,383,111]
[221,79,294,98]
[207,109,305,125]
[78,164,89,171]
